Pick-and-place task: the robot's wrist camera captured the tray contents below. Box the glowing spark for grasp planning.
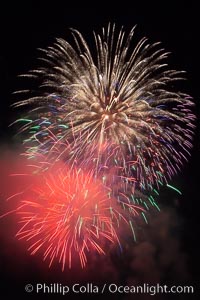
[166,184,182,195]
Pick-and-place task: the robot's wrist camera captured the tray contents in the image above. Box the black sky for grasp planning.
[0,1,199,299]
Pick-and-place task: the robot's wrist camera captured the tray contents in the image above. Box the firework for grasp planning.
[13,24,195,189]
[6,24,195,270]
[1,157,181,270]
[15,165,146,270]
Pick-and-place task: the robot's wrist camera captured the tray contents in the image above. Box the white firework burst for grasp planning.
[13,24,195,189]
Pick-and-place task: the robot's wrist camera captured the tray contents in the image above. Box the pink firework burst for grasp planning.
[15,165,143,270]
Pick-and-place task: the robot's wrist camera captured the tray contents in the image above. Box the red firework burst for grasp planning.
[15,165,142,270]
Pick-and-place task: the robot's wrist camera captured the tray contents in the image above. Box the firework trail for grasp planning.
[13,24,195,189]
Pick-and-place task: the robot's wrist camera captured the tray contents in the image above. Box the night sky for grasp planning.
[0,1,199,299]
